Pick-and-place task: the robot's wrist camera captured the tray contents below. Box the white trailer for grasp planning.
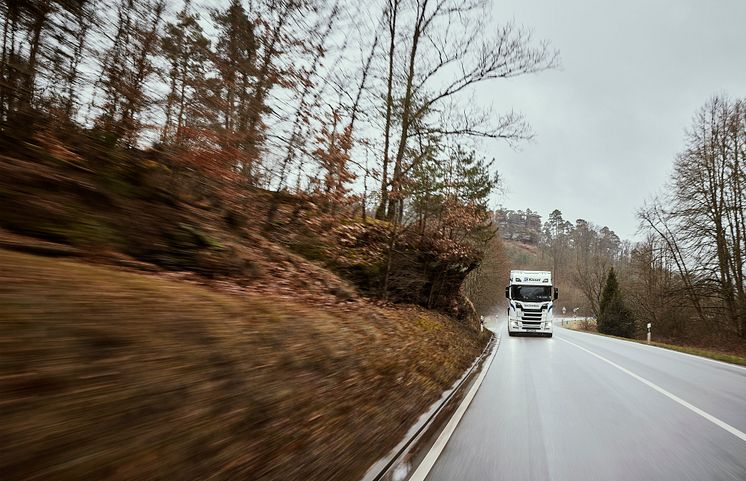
[505,270,558,337]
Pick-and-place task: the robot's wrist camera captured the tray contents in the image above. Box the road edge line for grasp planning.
[408,335,501,481]
[560,337,746,443]
[559,327,746,372]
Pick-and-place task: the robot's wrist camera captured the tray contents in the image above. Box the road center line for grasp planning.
[560,337,746,443]
[408,336,500,481]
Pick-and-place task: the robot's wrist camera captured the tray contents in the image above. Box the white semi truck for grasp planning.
[505,270,558,337]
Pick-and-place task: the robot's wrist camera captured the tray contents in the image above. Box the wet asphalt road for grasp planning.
[424,320,746,481]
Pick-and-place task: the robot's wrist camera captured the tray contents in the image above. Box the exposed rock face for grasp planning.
[493,208,542,245]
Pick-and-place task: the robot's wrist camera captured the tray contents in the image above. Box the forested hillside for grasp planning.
[479,208,630,319]
[0,0,557,318]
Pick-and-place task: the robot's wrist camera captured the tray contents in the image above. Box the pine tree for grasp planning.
[211,0,255,137]
[598,267,636,338]
[161,1,211,145]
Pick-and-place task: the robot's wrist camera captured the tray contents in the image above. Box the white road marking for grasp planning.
[560,337,746,443]
[408,336,500,481]
[559,326,746,372]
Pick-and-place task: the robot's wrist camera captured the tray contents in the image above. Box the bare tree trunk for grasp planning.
[64,15,89,121]
[161,68,177,142]
[176,65,188,142]
[21,2,50,110]
[0,4,13,123]
[382,221,399,299]
[387,0,430,222]
[119,1,164,146]
[375,0,399,220]
[278,2,341,190]
[242,2,291,179]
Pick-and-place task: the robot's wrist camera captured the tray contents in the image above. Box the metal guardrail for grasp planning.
[364,334,498,481]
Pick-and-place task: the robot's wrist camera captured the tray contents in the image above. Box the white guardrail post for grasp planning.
[647,322,652,344]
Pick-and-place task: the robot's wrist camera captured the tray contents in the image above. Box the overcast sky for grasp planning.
[481,0,746,241]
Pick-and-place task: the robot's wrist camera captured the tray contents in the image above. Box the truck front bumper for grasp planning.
[508,321,553,335]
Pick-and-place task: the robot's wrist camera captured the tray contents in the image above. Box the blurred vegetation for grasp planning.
[0,249,488,481]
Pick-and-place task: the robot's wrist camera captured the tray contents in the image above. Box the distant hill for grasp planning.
[494,208,542,245]
[503,239,542,269]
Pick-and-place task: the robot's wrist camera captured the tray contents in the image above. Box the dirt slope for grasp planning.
[0,249,487,481]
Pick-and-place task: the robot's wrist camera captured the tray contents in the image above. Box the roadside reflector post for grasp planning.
[647,323,652,344]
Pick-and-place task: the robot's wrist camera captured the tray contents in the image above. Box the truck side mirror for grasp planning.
[554,287,559,300]
[505,287,509,299]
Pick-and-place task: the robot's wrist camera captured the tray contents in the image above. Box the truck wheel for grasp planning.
[546,333,553,338]
[508,331,515,337]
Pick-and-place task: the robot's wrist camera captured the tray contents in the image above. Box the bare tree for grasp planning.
[639,96,746,337]
[374,0,558,220]
[93,0,166,146]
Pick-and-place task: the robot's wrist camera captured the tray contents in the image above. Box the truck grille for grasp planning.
[521,307,543,321]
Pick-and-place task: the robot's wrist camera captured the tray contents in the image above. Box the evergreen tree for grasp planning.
[211,0,255,137]
[161,1,211,145]
[598,267,636,338]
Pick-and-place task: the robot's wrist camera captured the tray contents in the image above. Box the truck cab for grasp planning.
[505,270,558,337]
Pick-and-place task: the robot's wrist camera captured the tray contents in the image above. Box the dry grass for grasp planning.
[0,249,486,481]
[641,341,746,367]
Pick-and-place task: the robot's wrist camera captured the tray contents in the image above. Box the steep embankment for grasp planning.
[0,248,486,481]
[0,139,489,480]
[0,152,481,325]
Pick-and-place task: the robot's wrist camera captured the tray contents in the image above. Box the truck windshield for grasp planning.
[512,285,552,302]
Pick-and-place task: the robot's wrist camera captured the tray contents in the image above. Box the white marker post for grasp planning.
[647,322,652,344]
